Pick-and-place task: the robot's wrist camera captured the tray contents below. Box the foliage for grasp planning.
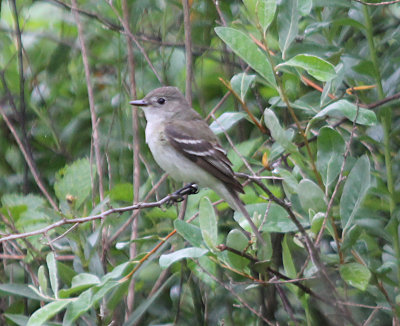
[0,0,399,325]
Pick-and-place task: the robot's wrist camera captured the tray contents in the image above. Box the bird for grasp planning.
[130,86,264,244]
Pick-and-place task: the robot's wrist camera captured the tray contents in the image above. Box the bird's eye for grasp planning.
[157,97,166,105]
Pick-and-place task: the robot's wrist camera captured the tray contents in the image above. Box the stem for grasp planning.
[363,4,399,303]
[182,0,193,105]
[255,26,324,189]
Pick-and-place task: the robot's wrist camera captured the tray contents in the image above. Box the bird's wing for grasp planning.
[164,120,244,193]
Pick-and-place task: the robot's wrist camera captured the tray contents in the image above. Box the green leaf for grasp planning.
[243,0,277,34]
[261,203,307,233]
[1,193,45,209]
[278,0,299,59]
[215,27,276,87]
[298,179,326,212]
[340,263,371,291]
[230,73,256,101]
[27,300,70,326]
[0,283,45,301]
[340,155,371,232]
[312,100,377,126]
[46,253,58,298]
[226,229,251,270]
[282,235,296,278]
[109,183,133,202]
[316,127,346,187]
[4,314,30,326]
[59,273,100,298]
[209,112,247,135]
[264,109,297,152]
[277,54,336,81]
[229,137,263,171]
[199,197,218,250]
[54,158,95,209]
[298,0,312,15]
[38,265,48,295]
[257,232,273,261]
[159,247,208,269]
[63,289,92,326]
[174,219,203,247]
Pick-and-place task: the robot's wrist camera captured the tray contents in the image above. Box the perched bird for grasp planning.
[130,87,263,244]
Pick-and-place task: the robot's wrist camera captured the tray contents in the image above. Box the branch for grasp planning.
[121,0,140,315]
[182,0,193,105]
[0,105,59,211]
[71,0,104,202]
[352,0,400,5]
[0,188,197,243]
[195,260,277,326]
[107,1,163,84]
[46,0,122,31]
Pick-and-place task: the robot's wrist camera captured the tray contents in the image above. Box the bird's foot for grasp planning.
[166,183,199,206]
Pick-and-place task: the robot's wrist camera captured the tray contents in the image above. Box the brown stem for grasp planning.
[107,2,163,84]
[182,0,193,105]
[120,0,141,316]
[219,77,268,134]
[0,185,196,243]
[71,0,104,203]
[0,106,59,211]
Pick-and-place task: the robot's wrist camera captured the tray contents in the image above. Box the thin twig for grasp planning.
[182,0,193,105]
[353,0,400,5]
[106,1,163,84]
[194,260,276,326]
[316,100,361,252]
[71,0,104,203]
[213,0,227,26]
[0,106,59,211]
[0,189,193,243]
[108,174,168,244]
[219,77,267,134]
[205,91,232,121]
[120,0,140,315]
[210,112,256,175]
[11,0,33,194]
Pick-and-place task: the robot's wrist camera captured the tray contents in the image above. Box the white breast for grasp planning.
[145,121,219,188]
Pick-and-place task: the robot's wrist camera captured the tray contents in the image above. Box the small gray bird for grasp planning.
[130,87,263,244]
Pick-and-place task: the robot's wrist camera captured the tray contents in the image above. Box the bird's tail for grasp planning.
[219,186,265,245]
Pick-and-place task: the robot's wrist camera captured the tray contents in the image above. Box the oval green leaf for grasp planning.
[264,109,297,153]
[230,73,256,101]
[277,54,335,81]
[159,247,209,269]
[27,300,71,326]
[340,263,371,291]
[316,127,346,187]
[210,112,247,135]
[340,155,371,232]
[215,27,276,87]
[298,179,326,213]
[199,197,218,250]
[174,219,203,247]
[226,229,251,270]
[312,100,377,126]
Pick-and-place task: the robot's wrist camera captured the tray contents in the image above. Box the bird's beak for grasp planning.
[129,99,148,107]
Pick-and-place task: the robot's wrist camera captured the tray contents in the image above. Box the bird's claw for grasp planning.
[166,183,199,206]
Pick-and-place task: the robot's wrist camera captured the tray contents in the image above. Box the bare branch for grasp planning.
[182,0,193,105]
[71,0,104,202]
[121,0,140,315]
[107,1,163,84]
[0,106,59,211]
[0,190,193,243]
[352,0,400,5]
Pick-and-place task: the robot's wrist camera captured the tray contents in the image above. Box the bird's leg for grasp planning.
[166,183,199,206]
